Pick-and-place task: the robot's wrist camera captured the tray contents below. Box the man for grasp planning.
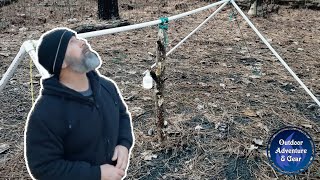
[24,27,134,180]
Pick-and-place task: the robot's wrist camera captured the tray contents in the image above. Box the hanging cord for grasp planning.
[29,57,35,105]
[159,17,169,47]
[229,7,252,57]
[228,7,241,49]
[228,8,235,31]
[229,7,262,77]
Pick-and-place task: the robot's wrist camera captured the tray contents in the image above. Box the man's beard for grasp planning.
[65,50,100,73]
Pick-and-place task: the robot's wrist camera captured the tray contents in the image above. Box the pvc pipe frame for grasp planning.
[230,0,320,107]
[0,0,227,93]
[0,40,48,92]
[0,0,319,108]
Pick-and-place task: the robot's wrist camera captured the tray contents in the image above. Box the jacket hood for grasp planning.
[41,71,100,105]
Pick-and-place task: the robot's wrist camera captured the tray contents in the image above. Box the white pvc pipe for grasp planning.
[23,40,49,78]
[0,46,26,93]
[78,0,229,39]
[231,0,320,107]
[144,1,229,73]
[28,0,228,45]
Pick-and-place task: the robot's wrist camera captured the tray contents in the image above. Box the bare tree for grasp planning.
[248,0,280,16]
[0,0,18,7]
[248,0,263,16]
[98,0,119,20]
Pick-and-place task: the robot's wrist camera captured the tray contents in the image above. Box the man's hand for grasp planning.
[100,164,124,180]
[112,145,129,171]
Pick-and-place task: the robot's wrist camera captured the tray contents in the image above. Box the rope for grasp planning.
[229,8,261,76]
[228,9,235,40]
[29,57,34,105]
[229,8,252,57]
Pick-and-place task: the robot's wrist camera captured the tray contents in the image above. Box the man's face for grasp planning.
[63,36,100,73]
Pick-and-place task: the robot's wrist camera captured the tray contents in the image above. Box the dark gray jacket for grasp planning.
[25,71,133,180]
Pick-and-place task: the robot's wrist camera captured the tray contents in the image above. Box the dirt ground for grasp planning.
[0,0,319,179]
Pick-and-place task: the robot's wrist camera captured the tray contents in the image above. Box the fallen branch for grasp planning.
[0,0,18,7]
[72,20,131,34]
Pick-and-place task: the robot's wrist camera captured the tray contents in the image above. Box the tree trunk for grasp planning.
[98,0,119,20]
[151,29,167,142]
[248,0,263,16]
[0,0,18,7]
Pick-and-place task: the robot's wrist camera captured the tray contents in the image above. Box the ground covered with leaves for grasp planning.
[0,0,319,179]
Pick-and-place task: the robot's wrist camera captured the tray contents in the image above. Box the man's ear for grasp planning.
[61,61,67,69]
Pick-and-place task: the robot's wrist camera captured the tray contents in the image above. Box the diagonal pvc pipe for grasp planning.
[0,46,26,93]
[78,0,229,39]
[231,0,320,107]
[144,1,229,74]
[166,1,229,57]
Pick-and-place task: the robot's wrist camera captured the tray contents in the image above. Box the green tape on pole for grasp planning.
[159,17,169,47]
[159,17,169,30]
